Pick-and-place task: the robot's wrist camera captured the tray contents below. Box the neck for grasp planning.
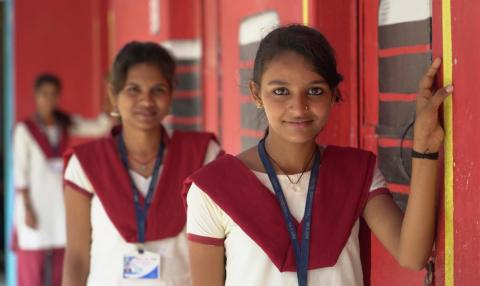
[37,110,55,126]
[122,125,162,158]
[264,130,317,174]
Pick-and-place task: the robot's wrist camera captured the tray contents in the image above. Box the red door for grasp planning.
[211,0,302,153]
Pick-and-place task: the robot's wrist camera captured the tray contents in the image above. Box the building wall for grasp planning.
[433,0,480,285]
[14,0,109,120]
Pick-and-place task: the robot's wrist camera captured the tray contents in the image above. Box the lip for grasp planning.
[283,119,314,128]
[133,110,158,120]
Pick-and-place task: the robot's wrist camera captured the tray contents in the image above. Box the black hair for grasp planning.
[33,73,72,128]
[111,41,176,95]
[252,24,343,102]
[34,73,62,92]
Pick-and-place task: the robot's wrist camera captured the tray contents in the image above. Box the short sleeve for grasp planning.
[186,183,226,246]
[64,154,95,197]
[202,140,222,165]
[367,164,391,200]
[13,123,30,190]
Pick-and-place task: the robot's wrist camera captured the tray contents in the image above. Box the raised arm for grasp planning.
[69,113,113,137]
[363,58,452,270]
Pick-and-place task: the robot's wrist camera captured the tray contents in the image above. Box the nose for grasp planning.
[139,91,155,107]
[289,94,309,114]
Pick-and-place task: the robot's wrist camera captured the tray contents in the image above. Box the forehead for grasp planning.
[261,51,325,84]
[126,63,167,84]
[36,82,60,93]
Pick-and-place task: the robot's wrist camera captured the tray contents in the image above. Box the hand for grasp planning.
[25,205,38,229]
[413,57,453,153]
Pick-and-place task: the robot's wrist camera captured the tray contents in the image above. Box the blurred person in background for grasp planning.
[12,73,112,286]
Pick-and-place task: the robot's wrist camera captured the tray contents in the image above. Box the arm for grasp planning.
[186,185,227,285]
[21,188,38,229]
[12,124,37,228]
[189,242,225,286]
[69,113,112,137]
[363,58,452,270]
[62,186,92,286]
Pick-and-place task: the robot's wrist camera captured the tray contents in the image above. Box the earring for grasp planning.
[255,102,263,109]
[305,105,309,111]
[110,110,120,117]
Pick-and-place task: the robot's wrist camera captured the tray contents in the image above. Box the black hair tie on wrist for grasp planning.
[411,149,439,160]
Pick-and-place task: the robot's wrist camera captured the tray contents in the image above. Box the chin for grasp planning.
[126,119,163,131]
[279,131,318,144]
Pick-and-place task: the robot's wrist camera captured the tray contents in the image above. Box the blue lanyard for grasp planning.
[117,131,165,250]
[258,139,320,286]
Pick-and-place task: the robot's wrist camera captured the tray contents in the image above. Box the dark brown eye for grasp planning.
[273,88,289,96]
[308,87,324,96]
[126,86,140,95]
[152,87,167,96]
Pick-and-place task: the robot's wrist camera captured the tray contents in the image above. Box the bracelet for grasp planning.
[411,149,439,160]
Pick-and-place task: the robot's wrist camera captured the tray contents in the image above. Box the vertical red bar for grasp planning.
[201,0,220,134]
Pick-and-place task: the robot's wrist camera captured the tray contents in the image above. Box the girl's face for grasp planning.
[111,63,172,131]
[35,83,60,116]
[250,51,335,144]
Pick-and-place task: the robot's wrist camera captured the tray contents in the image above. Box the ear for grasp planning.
[331,88,338,105]
[249,80,262,107]
[108,84,118,108]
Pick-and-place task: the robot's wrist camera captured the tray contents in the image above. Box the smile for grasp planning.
[283,120,314,128]
[133,110,158,119]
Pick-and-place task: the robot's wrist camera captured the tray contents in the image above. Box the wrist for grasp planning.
[411,149,439,160]
[412,138,441,153]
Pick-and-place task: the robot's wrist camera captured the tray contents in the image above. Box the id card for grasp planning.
[123,251,160,280]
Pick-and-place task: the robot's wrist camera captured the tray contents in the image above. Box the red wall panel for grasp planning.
[216,0,302,153]
[14,0,108,120]
[313,0,359,148]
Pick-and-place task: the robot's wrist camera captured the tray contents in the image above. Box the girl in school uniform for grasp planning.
[184,25,451,286]
[62,42,221,286]
[13,73,112,286]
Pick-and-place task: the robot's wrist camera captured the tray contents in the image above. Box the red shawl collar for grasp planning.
[65,126,217,242]
[184,146,376,274]
[22,118,69,159]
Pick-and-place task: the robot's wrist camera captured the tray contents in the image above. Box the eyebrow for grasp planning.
[125,82,168,87]
[267,79,327,85]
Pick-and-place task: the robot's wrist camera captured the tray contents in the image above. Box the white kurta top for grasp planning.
[64,139,220,286]
[186,166,388,286]
[13,114,111,250]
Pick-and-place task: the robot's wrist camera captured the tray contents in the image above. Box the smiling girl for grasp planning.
[184,25,451,286]
[61,42,221,286]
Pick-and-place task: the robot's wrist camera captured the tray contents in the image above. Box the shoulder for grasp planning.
[64,153,95,195]
[172,130,218,142]
[325,145,376,161]
[13,120,35,142]
[13,121,29,134]
[65,137,113,168]
[235,146,263,172]
[188,154,243,186]
[71,137,112,154]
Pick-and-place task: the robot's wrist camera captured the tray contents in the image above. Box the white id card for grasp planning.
[123,251,161,280]
[48,158,64,173]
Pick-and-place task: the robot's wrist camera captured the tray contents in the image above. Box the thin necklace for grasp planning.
[128,154,157,172]
[265,147,317,185]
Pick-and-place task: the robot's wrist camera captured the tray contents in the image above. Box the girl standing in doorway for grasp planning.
[184,25,450,286]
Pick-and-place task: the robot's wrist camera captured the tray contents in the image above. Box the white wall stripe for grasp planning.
[379,0,432,26]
